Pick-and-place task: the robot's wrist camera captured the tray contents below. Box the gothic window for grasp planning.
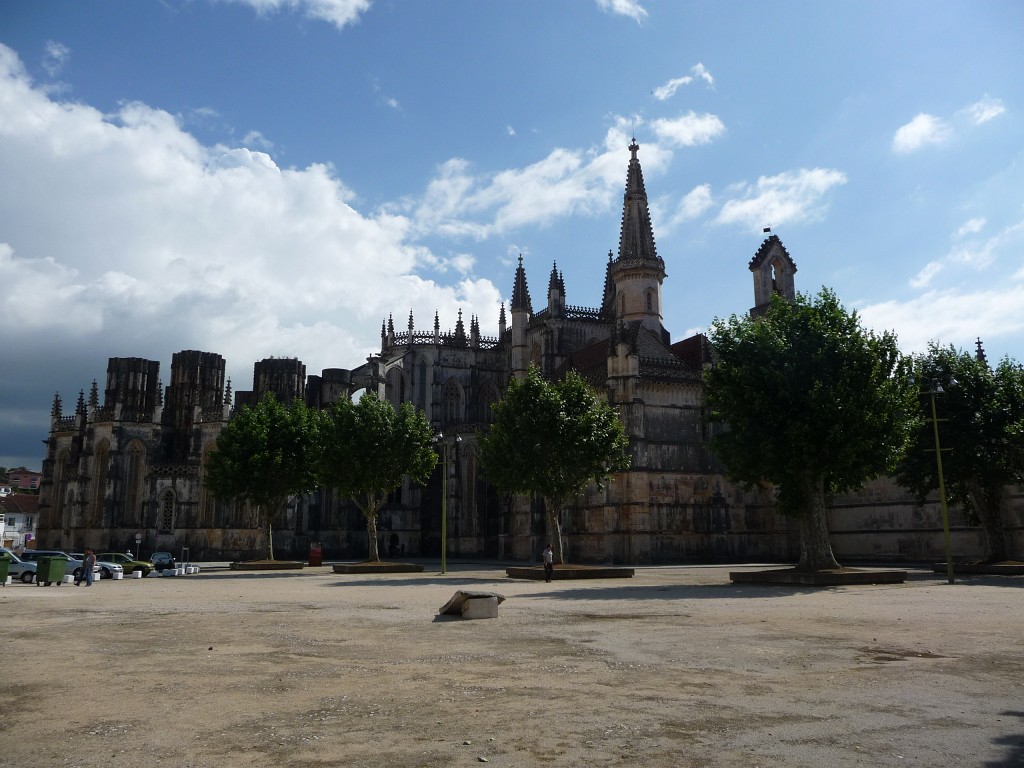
[479,384,500,424]
[160,489,176,532]
[646,289,655,313]
[54,450,71,533]
[91,440,109,527]
[386,367,406,408]
[124,441,146,526]
[417,360,428,410]
[442,380,462,426]
[619,294,626,317]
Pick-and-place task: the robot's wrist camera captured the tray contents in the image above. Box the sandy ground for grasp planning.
[0,562,1021,768]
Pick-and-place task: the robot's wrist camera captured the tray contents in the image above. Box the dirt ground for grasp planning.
[1,562,1021,768]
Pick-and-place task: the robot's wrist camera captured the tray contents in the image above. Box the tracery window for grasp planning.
[442,380,462,426]
[160,489,176,532]
[124,441,146,525]
[91,440,109,526]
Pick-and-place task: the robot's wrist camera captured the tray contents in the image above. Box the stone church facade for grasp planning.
[35,141,1021,563]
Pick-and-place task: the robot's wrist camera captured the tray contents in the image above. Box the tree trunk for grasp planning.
[363,493,381,562]
[545,496,565,564]
[266,508,274,561]
[795,476,840,571]
[966,480,1009,563]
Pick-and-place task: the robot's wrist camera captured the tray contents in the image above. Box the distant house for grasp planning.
[0,493,39,548]
[6,469,41,493]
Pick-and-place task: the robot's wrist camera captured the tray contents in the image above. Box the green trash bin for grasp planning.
[36,556,67,586]
[0,555,9,585]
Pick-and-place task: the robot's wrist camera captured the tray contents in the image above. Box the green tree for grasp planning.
[705,289,918,571]
[319,392,437,562]
[478,367,630,564]
[895,344,1024,562]
[204,394,323,561]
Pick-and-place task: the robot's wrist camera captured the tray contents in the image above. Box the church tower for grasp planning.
[748,233,797,317]
[609,140,668,341]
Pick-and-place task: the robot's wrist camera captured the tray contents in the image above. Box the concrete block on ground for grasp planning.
[461,596,499,619]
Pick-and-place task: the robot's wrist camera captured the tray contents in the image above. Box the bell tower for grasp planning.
[609,140,668,341]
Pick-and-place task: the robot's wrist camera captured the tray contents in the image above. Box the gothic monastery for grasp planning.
[36,141,1007,564]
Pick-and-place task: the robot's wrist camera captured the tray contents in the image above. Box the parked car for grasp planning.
[71,553,124,580]
[0,547,38,584]
[149,551,175,572]
[19,550,100,580]
[97,552,153,576]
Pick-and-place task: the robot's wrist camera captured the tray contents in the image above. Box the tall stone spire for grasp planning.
[617,139,663,269]
[511,254,532,313]
[609,140,667,337]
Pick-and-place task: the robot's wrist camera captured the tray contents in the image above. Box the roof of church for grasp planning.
[616,140,663,269]
[748,233,797,272]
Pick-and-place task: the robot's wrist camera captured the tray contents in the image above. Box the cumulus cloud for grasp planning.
[652,63,714,101]
[596,0,647,23]
[225,0,372,29]
[892,97,1004,154]
[892,113,952,153]
[860,285,1024,355]
[409,124,640,240]
[0,43,501,419]
[651,112,725,147]
[715,168,847,231]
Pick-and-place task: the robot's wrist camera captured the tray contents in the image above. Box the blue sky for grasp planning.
[1,0,1022,470]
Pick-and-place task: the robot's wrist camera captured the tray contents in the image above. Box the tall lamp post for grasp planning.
[925,379,956,585]
[435,432,461,575]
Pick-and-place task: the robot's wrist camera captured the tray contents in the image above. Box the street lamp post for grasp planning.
[435,432,461,575]
[926,380,955,585]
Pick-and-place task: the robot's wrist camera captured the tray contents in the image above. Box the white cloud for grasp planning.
[672,184,713,223]
[956,217,986,237]
[908,219,1024,288]
[0,43,500,401]
[652,76,692,102]
[962,96,1005,125]
[506,125,516,137]
[596,0,647,23]
[860,286,1024,355]
[409,125,643,240]
[42,41,70,77]
[651,112,725,147]
[715,168,847,231]
[652,63,714,101]
[224,0,371,30]
[892,113,952,153]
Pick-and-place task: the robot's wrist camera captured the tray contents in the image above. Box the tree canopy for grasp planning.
[478,367,630,564]
[204,394,323,560]
[895,344,1024,562]
[319,392,437,562]
[705,289,918,571]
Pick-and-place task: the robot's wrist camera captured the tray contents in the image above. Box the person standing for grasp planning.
[79,549,97,586]
[542,543,554,583]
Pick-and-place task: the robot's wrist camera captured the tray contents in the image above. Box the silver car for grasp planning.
[0,547,39,584]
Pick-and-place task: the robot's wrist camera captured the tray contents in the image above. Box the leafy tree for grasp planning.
[478,367,630,564]
[705,289,918,571]
[895,344,1024,562]
[204,394,323,561]
[319,392,437,562]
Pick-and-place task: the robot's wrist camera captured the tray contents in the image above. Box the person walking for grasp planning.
[542,543,554,583]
